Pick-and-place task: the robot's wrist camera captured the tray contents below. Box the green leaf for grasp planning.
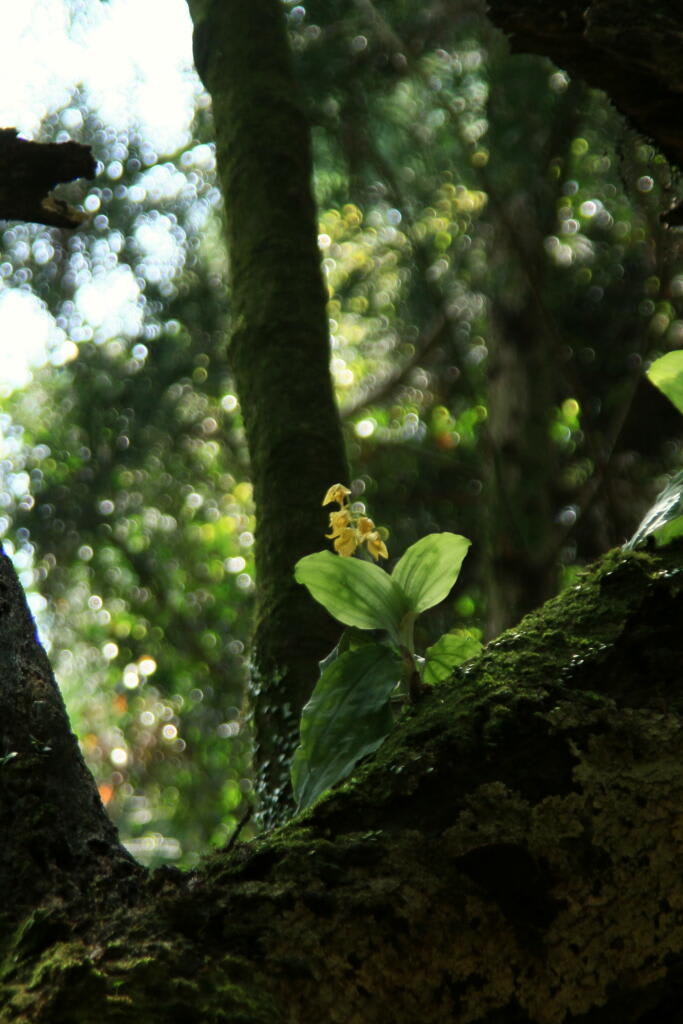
[647,351,683,415]
[624,470,683,550]
[652,516,683,547]
[317,628,378,676]
[423,631,482,685]
[291,644,402,810]
[391,533,470,614]
[295,551,408,640]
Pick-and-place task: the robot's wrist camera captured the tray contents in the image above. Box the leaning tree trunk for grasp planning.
[0,549,141,925]
[187,0,349,824]
[5,540,683,1021]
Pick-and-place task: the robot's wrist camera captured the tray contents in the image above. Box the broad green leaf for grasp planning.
[652,516,683,547]
[295,551,408,640]
[391,533,470,614]
[317,628,382,676]
[291,644,402,810]
[423,631,483,685]
[647,352,683,415]
[624,470,683,550]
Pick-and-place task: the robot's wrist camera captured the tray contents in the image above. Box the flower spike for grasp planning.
[321,484,388,559]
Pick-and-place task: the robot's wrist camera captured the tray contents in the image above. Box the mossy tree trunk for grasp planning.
[186,0,349,824]
[6,542,683,1021]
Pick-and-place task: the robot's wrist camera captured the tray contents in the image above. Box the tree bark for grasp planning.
[4,540,683,1020]
[0,129,96,227]
[186,0,349,825]
[484,303,559,637]
[0,549,140,923]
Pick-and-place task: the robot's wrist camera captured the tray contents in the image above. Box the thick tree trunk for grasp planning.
[187,0,349,825]
[4,540,683,1021]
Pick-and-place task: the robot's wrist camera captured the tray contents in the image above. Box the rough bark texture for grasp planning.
[485,0,683,177]
[4,541,683,1021]
[187,0,349,825]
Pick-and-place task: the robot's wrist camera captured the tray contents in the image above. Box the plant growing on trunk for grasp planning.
[291,484,480,808]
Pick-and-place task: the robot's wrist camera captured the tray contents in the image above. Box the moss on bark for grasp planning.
[6,542,683,1021]
[186,0,349,823]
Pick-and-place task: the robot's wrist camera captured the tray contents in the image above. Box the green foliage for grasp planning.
[647,351,683,415]
[0,98,254,864]
[392,533,470,615]
[294,551,408,640]
[291,641,401,810]
[3,0,682,846]
[423,630,483,685]
[625,471,683,550]
[292,529,472,808]
[625,354,683,550]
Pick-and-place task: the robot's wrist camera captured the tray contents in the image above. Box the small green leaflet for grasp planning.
[647,351,683,415]
[624,470,683,550]
[423,631,482,685]
[295,550,408,641]
[624,353,683,549]
[291,644,402,810]
[392,533,470,614]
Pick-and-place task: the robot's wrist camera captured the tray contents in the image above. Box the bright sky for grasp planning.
[0,0,198,392]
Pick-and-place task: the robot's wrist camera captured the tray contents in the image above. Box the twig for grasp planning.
[226,804,253,853]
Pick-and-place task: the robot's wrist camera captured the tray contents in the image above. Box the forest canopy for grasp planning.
[1,0,681,863]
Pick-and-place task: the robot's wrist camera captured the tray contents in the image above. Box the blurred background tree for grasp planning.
[0,0,680,863]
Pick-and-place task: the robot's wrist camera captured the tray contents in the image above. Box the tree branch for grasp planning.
[0,128,96,228]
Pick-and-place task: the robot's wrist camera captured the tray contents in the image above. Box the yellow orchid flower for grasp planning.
[326,508,352,536]
[322,483,351,507]
[321,484,388,559]
[364,531,389,561]
[332,526,358,557]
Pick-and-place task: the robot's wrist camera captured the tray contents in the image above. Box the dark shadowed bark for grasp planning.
[187,0,349,824]
[5,541,683,1021]
[0,129,96,227]
[485,303,559,637]
[0,550,140,924]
